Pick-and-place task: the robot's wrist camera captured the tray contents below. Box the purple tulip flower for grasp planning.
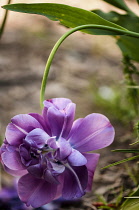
[0,98,115,208]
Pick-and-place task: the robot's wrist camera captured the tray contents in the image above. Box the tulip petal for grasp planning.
[27,164,43,179]
[47,137,58,149]
[51,162,65,175]
[43,98,72,110]
[11,114,42,133]
[1,151,25,170]
[29,113,51,136]
[4,165,27,177]
[55,173,64,199]
[18,173,57,208]
[5,123,26,146]
[56,138,72,160]
[69,113,115,152]
[47,107,65,138]
[68,149,87,166]
[25,128,50,148]
[68,118,83,140]
[44,169,59,184]
[62,103,76,138]
[62,165,88,199]
[83,153,100,192]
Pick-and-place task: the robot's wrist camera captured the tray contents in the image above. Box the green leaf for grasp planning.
[92,10,139,61]
[121,187,139,210]
[137,0,139,5]
[92,10,139,32]
[102,155,139,169]
[2,3,126,36]
[103,0,135,14]
[117,37,139,62]
[112,149,139,153]
[130,140,139,146]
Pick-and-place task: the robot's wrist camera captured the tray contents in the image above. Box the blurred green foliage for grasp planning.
[99,0,139,62]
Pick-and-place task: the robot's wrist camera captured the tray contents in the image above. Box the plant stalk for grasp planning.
[40,24,139,108]
[0,0,12,39]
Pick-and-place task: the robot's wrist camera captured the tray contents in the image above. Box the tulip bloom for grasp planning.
[0,98,115,208]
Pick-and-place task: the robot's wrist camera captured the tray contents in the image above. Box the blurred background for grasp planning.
[0,0,139,209]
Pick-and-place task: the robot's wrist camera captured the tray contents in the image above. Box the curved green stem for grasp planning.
[40,24,139,108]
[0,0,12,39]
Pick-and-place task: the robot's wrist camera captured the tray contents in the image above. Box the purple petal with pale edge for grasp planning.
[68,149,87,166]
[18,173,57,208]
[47,107,65,137]
[19,144,30,160]
[62,103,76,138]
[1,143,16,154]
[4,165,27,177]
[27,164,43,178]
[43,98,72,110]
[1,151,25,170]
[20,145,32,167]
[69,113,115,152]
[56,138,72,160]
[29,113,51,136]
[54,173,64,199]
[25,128,50,148]
[44,169,59,184]
[68,118,83,139]
[62,165,88,199]
[11,114,42,133]
[51,162,65,174]
[5,123,26,146]
[47,137,58,149]
[83,153,100,192]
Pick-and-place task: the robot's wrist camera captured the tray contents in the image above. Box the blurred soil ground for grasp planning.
[0,0,139,209]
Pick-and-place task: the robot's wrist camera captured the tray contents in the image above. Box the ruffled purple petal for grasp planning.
[47,107,65,138]
[4,165,27,177]
[0,142,16,154]
[43,98,72,111]
[19,144,32,167]
[1,151,25,170]
[29,113,51,136]
[56,138,72,160]
[62,103,76,138]
[83,153,100,192]
[44,169,59,184]
[62,165,88,199]
[47,137,58,149]
[5,123,26,146]
[51,162,65,175]
[11,114,42,133]
[25,128,50,148]
[27,164,43,179]
[68,118,83,139]
[69,113,115,152]
[68,149,87,166]
[55,173,64,199]
[43,98,71,124]
[18,173,57,208]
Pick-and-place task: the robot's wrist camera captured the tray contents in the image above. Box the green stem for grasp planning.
[0,0,12,39]
[40,24,139,108]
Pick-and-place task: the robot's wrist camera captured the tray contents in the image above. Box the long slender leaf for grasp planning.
[102,155,139,169]
[2,3,126,36]
[103,0,135,14]
[92,10,139,61]
[112,149,139,153]
[130,140,139,145]
[137,0,139,5]
[121,187,139,210]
